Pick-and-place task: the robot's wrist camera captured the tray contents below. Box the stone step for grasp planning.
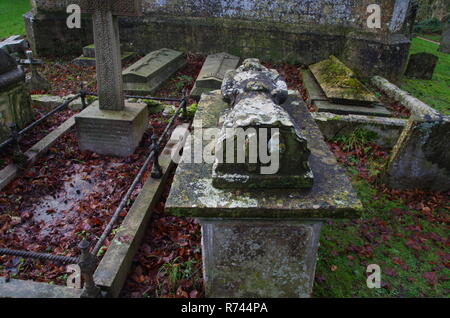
[315,100,392,117]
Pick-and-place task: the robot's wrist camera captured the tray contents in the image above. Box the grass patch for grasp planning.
[314,139,449,298]
[0,0,31,40]
[416,34,442,43]
[400,38,450,115]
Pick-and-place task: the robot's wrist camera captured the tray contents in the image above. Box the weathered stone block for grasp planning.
[404,53,438,80]
[315,100,392,118]
[31,94,63,110]
[200,219,322,298]
[383,115,450,191]
[309,56,378,105]
[73,44,136,67]
[191,52,240,100]
[123,48,186,94]
[75,101,148,157]
[0,50,33,142]
[166,91,363,219]
[312,112,406,149]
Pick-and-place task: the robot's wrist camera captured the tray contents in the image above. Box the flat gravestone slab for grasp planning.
[165,90,363,219]
[309,56,378,105]
[123,48,186,94]
[315,100,392,117]
[191,53,240,100]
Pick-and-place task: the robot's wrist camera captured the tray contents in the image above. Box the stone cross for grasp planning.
[71,0,142,111]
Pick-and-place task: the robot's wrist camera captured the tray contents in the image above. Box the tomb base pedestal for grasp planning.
[200,219,322,298]
[75,101,148,157]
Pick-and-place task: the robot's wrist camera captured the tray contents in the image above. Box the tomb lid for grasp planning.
[195,53,240,88]
[165,90,363,219]
[309,56,378,106]
[122,48,183,82]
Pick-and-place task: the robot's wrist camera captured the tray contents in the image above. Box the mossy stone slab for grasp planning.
[165,91,363,219]
[309,56,378,105]
[72,52,136,67]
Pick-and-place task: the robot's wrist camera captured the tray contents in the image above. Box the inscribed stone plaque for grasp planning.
[122,48,186,94]
[191,53,240,99]
[309,56,378,106]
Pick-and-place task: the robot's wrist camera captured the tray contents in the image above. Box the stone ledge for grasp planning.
[0,277,83,298]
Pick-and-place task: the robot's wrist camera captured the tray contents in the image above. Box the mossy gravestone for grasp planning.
[404,53,438,80]
[165,59,362,298]
[309,56,378,106]
[0,50,33,143]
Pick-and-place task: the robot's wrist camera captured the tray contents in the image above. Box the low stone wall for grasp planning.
[25,0,414,81]
[312,112,406,149]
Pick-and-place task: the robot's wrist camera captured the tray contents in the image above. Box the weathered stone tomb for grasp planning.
[122,48,185,95]
[165,59,362,297]
[0,50,33,143]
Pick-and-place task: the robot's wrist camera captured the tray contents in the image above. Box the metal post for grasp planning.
[78,240,100,298]
[150,134,163,179]
[181,88,188,121]
[80,82,88,110]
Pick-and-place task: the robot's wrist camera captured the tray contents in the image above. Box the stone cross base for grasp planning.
[75,101,148,157]
[200,219,322,298]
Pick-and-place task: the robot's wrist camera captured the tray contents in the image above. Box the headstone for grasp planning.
[73,0,148,157]
[165,59,363,298]
[309,56,379,106]
[20,51,51,92]
[73,43,136,67]
[213,59,313,189]
[122,48,186,95]
[439,15,450,54]
[383,114,450,191]
[191,53,240,100]
[301,68,392,118]
[0,50,33,142]
[404,53,439,80]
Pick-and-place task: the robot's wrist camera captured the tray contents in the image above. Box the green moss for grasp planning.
[400,38,450,115]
